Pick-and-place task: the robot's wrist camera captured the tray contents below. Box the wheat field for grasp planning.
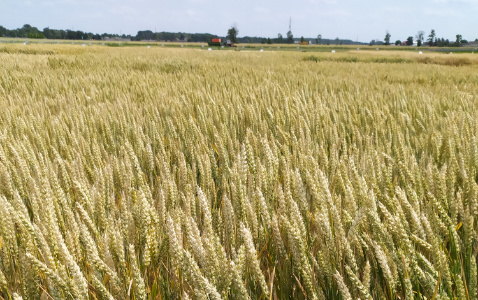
[0,44,477,299]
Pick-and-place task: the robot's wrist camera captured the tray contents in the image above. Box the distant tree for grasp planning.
[267,38,272,44]
[66,30,76,39]
[227,25,238,43]
[335,37,339,45]
[286,30,293,43]
[277,33,283,43]
[384,31,391,45]
[395,40,401,45]
[406,36,414,46]
[18,24,42,38]
[188,33,215,43]
[43,27,51,39]
[161,32,177,41]
[369,40,376,46]
[416,31,424,47]
[136,30,153,41]
[9,29,19,37]
[22,24,32,34]
[77,31,85,40]
[316,34,322,44]
[261,38,266,44]
[28,32,45,39]
[428,29,435,46]
[436,37,451,47]
[435,37,441,46]
[300,36,305,43]
[455,34,462,47]
[0,26,8,37]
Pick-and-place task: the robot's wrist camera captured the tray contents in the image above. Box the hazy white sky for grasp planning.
[1,0,477,42]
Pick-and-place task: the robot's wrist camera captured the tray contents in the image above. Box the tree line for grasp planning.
[2,24,474,46]
[0,24,130,40]
[1,24,360,45]
[381,29,473,47]
[0,24,229,43]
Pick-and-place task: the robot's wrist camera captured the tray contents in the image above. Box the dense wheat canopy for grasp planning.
[0,44,477,299]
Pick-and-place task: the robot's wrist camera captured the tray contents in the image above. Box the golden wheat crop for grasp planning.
[0,44,477,299]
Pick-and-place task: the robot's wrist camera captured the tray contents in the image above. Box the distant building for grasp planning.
[400,40,418,46]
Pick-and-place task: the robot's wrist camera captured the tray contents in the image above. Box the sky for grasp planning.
[1,0,477,43]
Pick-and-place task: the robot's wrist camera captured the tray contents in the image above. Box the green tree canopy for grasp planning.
[384,31,391,45]
[455,34,462,47]
[416,31,424,46]
[316,34,322,44]
[227,25,238,43]
[286,30,293,43]
[428,29,436,46]
[277,33,283,43]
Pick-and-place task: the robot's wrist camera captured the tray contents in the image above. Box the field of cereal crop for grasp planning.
[0,43,478,299]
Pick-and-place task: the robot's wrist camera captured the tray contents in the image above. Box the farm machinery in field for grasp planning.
[207,38,236,47]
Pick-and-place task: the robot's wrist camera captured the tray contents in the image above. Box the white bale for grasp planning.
[208,48,212,51]
[331,50,335,53]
